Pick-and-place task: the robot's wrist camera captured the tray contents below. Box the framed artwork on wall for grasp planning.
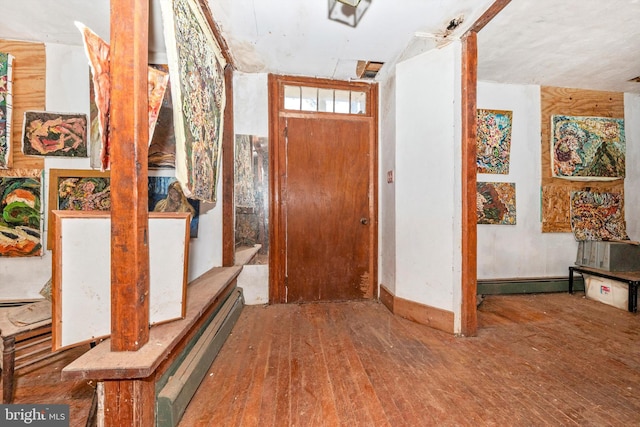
[551,115,625,180]
[476,181,516,225]
[148,175,199,237]
[46,168,111,250]
[476,109,512,174]
[22,111,88,157]
[570,190,627,241]
[0,169,42,257]
[0,52,14,169]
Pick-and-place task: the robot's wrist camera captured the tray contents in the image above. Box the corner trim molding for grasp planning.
[379,285,454,335]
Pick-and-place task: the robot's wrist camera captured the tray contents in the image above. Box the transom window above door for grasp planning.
[284,85,367,115]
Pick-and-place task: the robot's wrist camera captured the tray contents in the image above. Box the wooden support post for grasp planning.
[459,0,511,337]
[222,65,235,266]
[107,0,154,424]
[104,378,155,426]
[460,31,478,337]
[109,0,150,352]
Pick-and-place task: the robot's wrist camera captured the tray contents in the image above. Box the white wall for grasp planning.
[377,69,397,295]
[625,93,640,239]
[0,42,222,300]
[232,71,270,304]
[476,82,578,279]
[476,83,640,279]
[395,41,462,319]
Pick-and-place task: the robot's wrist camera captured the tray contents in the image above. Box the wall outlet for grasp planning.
[387,170,394,183]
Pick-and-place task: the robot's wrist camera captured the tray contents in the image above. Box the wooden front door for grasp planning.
[269,75,378,303]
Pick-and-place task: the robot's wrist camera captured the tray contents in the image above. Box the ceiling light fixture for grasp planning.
[328,0,372,28]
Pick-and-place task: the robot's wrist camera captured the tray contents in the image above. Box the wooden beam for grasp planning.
[198,0,234,66]
[467,0,512,34]
[460,31,478,337]
[268,74,285,303]
[222,64,235,266]
[458,0,511,336]
[104,378,155,426]
[109,0,150,351]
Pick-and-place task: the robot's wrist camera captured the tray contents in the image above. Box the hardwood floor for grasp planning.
[1,344,95,427]
[179,293,640,426]
[5,292,640,426]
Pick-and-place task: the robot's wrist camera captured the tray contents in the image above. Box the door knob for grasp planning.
[360,218,369,225]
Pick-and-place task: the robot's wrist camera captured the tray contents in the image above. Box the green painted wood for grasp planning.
[156,288,244,427]
[478,277,585,295]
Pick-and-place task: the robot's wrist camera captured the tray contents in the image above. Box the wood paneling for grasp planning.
[540,86,625,232]
[0,40,45,170]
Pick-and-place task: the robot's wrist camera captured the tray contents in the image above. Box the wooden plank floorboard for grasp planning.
[2,344,95,427]
[181,294,640,426]
[9,292,640,426]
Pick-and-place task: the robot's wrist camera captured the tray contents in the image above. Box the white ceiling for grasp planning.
[0,0,639,93]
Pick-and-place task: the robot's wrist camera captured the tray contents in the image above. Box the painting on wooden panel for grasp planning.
[551,115,625,180]
[148,176,199,237]
[0,52,14,169]
[21,111,88,157]
[160,0,227,203]
[476,109,512,174]
[148,65,177,169]
[477,182,516,225]
[0,171,42,257]
[46,168,110,249]
[570,190,627,241]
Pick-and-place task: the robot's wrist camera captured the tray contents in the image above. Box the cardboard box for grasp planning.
[584,274,628,310]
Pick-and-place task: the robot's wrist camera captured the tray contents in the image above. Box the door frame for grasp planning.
[268,74,379,303]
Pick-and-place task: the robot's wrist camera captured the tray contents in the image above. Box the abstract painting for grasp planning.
[77,22,170,171]
[0,172,42,257]
[476,109,512,174]
[148,176,199,237]
[148,65,177,169]
[570,190,627,241]
[0,52,14,169]
[46,168,110,249]
[77,22,110,170]
[477,182,516,225]
[551,115,625,180]
[160,0,227,203]
[22,111,88,157]
[148,66,169,144]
